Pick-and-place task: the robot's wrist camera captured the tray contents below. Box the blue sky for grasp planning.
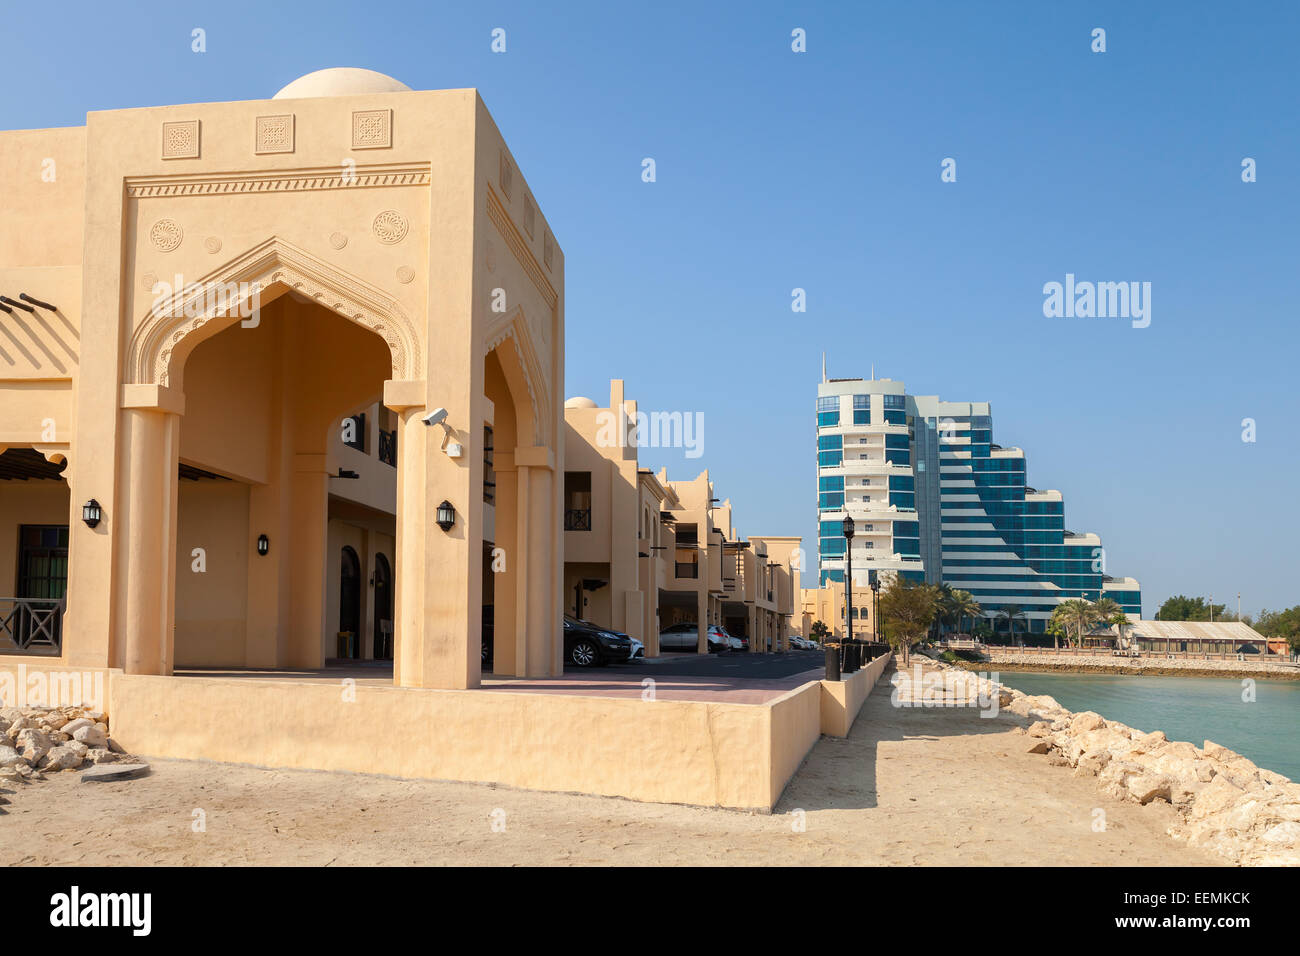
[6,1,1298,618]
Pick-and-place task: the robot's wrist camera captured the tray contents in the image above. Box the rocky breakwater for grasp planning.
[0,705,135,782]
[928,659,1300,866]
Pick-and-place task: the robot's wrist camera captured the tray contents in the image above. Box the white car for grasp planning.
[658,622,728,652]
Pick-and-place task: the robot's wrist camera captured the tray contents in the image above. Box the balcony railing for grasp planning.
[0,597,63,655]
[675,563,699,579]
[564,509,591,531]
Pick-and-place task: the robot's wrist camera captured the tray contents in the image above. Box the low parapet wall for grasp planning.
[4,657,895,810]
[108,671,828,811]
[819,653,892,737]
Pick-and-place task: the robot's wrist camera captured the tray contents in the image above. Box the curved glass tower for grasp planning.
[816,375,1141,633]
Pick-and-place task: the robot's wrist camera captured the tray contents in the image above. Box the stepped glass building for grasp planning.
[815,374,1141,634]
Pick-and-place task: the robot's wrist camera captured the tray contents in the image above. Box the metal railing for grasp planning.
[378,428,397,467]
[0,598,63,655]
[564,509,591,531]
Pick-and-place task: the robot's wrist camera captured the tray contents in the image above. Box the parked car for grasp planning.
[627,636,645,661]
[727,627,749,652]
[713,625,743,651]
[658,621,728,653]
[563,615,633,667]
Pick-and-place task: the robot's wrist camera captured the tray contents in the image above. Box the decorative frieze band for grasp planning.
[126,163,431,198]
[486,185,557,312]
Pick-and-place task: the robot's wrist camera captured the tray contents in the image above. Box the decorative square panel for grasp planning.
[255,113,295,154]
[499,150,513,200]
[351,109,392,149]
[523,195,535,238]
[162,120,200,160]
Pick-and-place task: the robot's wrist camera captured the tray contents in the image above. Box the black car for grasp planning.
[563,615,633,667]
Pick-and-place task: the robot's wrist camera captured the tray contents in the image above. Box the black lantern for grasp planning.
[82,499,102,528]
[842,515,855,540]
[256,534,270,556]
[436,500,456,532]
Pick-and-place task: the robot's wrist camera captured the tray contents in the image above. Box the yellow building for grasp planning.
[0,68,565,689]
[561,381,664,649]
[798,580,880,642]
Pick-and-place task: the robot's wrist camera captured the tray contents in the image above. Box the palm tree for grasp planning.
[998,604,1026,646]
[1088,597,1130,650]
[1055,599,1101,649]
[950,589,982,637]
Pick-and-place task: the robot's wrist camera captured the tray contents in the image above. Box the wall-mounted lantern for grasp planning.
[435,500,456,532]
[82,499,102,528]
[257,534,270,556]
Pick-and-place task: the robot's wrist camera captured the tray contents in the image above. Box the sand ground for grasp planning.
[0,663,1221,866]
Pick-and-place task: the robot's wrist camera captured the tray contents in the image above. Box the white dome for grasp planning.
[273,68,412,100]
[565,397,598,409]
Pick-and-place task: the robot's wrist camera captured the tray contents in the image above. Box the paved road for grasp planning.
[588,648,828,680]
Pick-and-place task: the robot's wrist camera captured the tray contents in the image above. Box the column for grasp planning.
[118,404,181,675]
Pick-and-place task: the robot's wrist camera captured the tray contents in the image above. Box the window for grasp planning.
[564,471,591,530]
[817,396,838,412]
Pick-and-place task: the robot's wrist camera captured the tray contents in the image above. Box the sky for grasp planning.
[4,0,1297,619]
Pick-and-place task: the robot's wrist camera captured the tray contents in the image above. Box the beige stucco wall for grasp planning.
[819,652,891,737]
[109,672,816,811]
[174,480,250,667]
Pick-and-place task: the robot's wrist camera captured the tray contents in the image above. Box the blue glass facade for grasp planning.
[816,380,1142,629]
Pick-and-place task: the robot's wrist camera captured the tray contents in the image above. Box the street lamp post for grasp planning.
[870,572,881,656]
[843,515,857,673]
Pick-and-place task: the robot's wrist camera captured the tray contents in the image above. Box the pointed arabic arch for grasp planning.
[126,237,422,387]
[483,304,551,448]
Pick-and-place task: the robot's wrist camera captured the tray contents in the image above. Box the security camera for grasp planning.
[422,407,448,428]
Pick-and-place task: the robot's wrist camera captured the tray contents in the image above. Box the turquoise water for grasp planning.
[998,671,1300,782]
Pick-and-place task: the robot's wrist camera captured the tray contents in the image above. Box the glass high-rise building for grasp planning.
[815,374,1141,633]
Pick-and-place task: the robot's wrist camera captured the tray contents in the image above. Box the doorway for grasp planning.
[339,546,361,659]
[373,552,392,660]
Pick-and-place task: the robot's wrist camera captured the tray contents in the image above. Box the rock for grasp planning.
[0,706,23,724]
[40,712,69,731]
[1190,774,1246,818]
[71,725,108,748]
[1027,720,1053,738]
[1070,711,1107,734]
[1261,822,1300,846]
[39,745,84,772]
[0,744,25,768]
[1126,772,1174,805]
[15,727,52,764]
[1203,739,1241,762]
[1130,730,1168,753]
[60,717,93,737]
[1077,752,1111,776]
[80,762,149,782]
[1027,740,1051,754]
[83,748,119,765]
[5,715,30,740]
